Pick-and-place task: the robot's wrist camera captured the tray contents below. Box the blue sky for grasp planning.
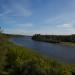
[0,0,75,35]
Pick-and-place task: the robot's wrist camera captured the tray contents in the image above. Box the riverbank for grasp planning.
[61,42,75,46]
[32,38,75,46]
[0,34,75,75]
[32,34,75,46]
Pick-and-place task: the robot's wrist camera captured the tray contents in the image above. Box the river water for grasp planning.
[10,36,75,64]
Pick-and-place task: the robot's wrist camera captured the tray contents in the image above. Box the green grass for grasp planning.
[61,42,75,46]
[0,34,75,75]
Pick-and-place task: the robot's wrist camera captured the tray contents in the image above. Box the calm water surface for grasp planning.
[10,36,75,64]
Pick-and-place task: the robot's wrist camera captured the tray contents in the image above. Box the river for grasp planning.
[10,36,75,64]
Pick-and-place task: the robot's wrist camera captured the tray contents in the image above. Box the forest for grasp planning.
[32,34,75,44]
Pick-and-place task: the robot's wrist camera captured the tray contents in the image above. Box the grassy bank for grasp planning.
[0,34,75,75]
[61,42,75,46]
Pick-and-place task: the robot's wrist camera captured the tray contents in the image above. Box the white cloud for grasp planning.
[0,10,10,16]
[4,28,26,35]
[9,3,32,17]
[25,23,33,27]
[62,24,73,28]
[55,23,75,34]
[4,28,33,35]
[0,1,32,30]
[17,23,33,28]
[1,16,16,24]
[56,23,75,30]
[4,23,33,35]
[0,0,32,17]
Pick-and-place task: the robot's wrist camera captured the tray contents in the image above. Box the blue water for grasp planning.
[10,36,75,64]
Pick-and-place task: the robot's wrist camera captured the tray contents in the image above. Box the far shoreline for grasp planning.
[32,38,75,46]
[60,42,75,46]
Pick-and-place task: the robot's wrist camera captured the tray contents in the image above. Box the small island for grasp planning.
[32,34,75,46]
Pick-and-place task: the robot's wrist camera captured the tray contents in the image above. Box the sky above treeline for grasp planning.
[0,0,75,35]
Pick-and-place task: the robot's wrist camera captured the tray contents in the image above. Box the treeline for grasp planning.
[0,27,25,38]
[32,34,75,43]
